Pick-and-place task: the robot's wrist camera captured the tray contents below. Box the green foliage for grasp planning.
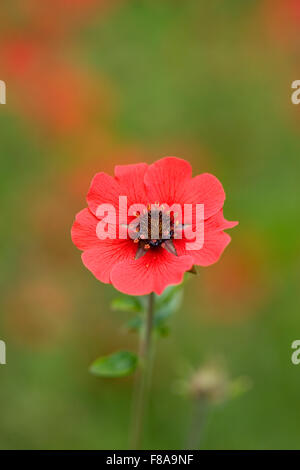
[111,296,144,313]
[125,284,184,336]
[89,351,138,378]
[229,376,252,400]
[127,315,144,331]
[155,283,184,313]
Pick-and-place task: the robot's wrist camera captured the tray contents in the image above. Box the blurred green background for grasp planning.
[0,0,300,449]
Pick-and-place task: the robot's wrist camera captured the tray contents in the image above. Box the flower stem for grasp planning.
[130,292,155,449]
[186,399,208,449]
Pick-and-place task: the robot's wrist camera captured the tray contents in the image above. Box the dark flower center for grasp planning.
[133,207,178,260]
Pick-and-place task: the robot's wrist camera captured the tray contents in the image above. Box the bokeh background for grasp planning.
[0,0,300,449]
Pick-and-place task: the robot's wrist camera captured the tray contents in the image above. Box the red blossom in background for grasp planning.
[0,37,111,136]
[262,0,300,48]
[200,237,271,322]
[0,0,119,137]
[71,157,238,296]
[1,0,120,43]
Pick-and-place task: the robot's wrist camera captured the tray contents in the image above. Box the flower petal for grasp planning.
[81,239,136,284]
[175,231,232,267]
[144,157,192,205]
[110,249,193,295]
[87,172,122,216]
[177,208,237,242]
[205,209,238,232]
[114,163,148,206]
[71,208,99,250]
[182,173,225,219]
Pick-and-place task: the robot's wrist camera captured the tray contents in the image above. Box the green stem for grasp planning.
[186,399,208,449]
[130,292,155,449]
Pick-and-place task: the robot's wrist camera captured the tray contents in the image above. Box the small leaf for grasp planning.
[155,283,183,313]
[111,296,144,313]
[156,286,183,317]
[126,315,143,331]
[125,286,184,335]
[156,283,183,308]
[89,351,138,378]
[155,324,170,337]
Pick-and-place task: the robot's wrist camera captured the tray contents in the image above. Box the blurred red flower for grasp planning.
[71,157,237,295]
[1,0,120,42]
[0,36,111,136]
[199,234,271,322]
[263,0,300,47]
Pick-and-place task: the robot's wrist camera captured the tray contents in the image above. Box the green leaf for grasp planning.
[155,324,170,337]
[126,315,143,331]
[155,285,183,318]
[111,296,144,313]
[126,285,184,336]
[89,351,138,378]
[156,283,182,305]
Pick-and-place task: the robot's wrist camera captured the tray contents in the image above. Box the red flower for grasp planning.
[71,157,238,295]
